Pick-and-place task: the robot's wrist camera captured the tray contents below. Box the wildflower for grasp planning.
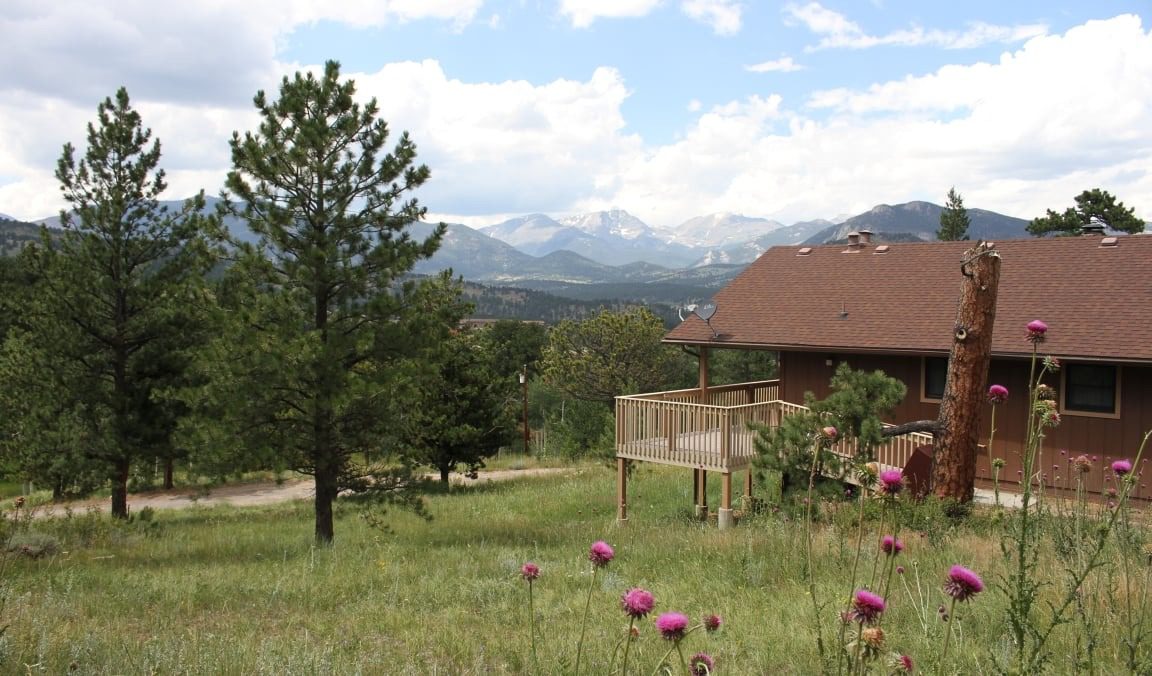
[822,425,838,441]
[878,469,904,496]
[689,652,715,676]
[703,614,722,632]
[892,654,914,673]
[589,540,614,567]
[896,565,905,575]
[1113,459,1133,476]
[621,588,655,619]
[655,612,689,641]
[860,626,885,649]
[13,496,25,509]
[880,535,904,556]
[629,626,640,639]
[992,457,1006,470]
[851,589,886,625]
[520,562,540,581]
[1044,355,1061,371]
[1026,319,1048,343]
[1036,384,1056,400]
[944,565,984,602]
[1074,455,1092,473]
[987,384,1009,404]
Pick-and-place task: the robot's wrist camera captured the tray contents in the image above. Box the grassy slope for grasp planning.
[0,465,1143,674]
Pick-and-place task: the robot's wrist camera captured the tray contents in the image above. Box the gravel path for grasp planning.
[36,467,578,516]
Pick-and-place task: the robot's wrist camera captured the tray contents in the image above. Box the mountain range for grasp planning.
[6,199,1054,304]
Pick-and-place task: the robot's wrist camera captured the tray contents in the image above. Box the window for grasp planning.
[922,357,948,401]
[1062,363,1119,416]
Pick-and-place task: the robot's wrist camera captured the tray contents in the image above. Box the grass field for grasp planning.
[0,463,1147,674]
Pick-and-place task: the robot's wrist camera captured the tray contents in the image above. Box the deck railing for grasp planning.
[616,382,930,476]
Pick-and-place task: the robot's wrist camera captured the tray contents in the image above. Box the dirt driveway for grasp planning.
[40,467,578,516]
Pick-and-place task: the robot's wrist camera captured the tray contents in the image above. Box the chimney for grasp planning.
[844,231,861,252]
[1081,223,1106,236]
[858,229,873,245]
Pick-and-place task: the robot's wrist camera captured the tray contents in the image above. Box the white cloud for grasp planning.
[784,2,1047,50]
[681,0,742,35]
[745,56,804,72]
[599,15,1152,226]
[559,0,662,28]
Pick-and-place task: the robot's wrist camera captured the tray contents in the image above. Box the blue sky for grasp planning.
[1,1,1149,229]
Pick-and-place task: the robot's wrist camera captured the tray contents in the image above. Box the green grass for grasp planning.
[0,464,1147,673]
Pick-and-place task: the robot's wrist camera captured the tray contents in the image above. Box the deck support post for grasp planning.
[695,469,708,519]
[719,472,734,529]
[744,468,753,499]
[617,459,628,524]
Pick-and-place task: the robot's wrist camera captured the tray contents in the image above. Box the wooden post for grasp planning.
[719,472,734,529]
[932,242,1001,502]
[617,458,628,523]
[698,346,710,404]
[744,469,753,498]
[692,468,700,513]
[696,469,708,518]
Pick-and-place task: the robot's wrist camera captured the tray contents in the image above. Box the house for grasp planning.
[615,232,1152,527]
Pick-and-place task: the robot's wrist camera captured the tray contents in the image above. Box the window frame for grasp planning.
[1059,362,1121,419]
[920,356,948,403]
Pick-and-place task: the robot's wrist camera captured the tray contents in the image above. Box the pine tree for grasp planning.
[207,60,456,544]
[937,187,971,241]
[9,88,216,517]
[1027,188,1145,236]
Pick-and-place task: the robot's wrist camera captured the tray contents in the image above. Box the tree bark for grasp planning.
[314,461,337,545]
[931,242,1001,502]
[440,464,451,486]
[111,458,130,519]
[163,458,174,490]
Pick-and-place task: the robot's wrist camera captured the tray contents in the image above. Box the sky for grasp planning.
[1,0,1150,230]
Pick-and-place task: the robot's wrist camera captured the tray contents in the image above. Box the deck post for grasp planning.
[718,472,734,529]
[617,458,628,524]
[696,469,708,519]
[744,468,753,498]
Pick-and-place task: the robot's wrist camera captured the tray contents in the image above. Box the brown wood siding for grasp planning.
[778,351,1152,497]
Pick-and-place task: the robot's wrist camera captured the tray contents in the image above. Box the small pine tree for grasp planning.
[937,187,971,241]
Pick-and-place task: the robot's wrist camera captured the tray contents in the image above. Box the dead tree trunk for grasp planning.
[931,242,1002,502]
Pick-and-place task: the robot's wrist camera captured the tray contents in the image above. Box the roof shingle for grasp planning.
[665,235,1152,363]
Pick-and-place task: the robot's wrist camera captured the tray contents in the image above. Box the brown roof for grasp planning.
[665,235,1152,363]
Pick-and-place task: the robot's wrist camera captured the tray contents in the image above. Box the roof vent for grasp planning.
[797,247,813,256]
[843,232,861,253]
[858,229,873,245]
[1082,223,1106,236]
[1100,236,1119,247]
[874,245,890,254]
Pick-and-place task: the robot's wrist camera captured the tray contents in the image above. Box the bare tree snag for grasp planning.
[931,242,1002,502]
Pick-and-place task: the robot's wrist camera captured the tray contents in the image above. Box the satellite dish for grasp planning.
[694,301,718,337]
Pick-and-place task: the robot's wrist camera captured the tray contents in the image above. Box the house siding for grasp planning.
[779,351,1152,496]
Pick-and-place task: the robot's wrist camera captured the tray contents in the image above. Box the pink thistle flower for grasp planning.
[987,384,1009,404]
[896,654,914,673]
[689,652,715,676]
[1113,459,1133,476]
[703,614,722,632]
[589,540,614,567]
[822,425,838,441]
[520,562,540,581]
[944,565,984,602]
[621,588,655,619]
[1074,455,1092,473]
[851,589,886,625]
[879,469,904,496]
[1026,319,1048,343]
[881,535,904,556]
[655,612,689,641]
[896,565,906,575]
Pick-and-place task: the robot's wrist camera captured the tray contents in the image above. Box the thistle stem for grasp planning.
[940,596,959,664]
[574,566,597,674]
[620,617,636,675]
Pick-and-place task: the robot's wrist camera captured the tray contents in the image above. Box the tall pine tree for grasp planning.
[10,88,216,517]
[202,60,457,544]
[936,187,971,241]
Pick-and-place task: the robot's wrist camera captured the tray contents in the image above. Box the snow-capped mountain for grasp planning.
[480,214,599,257]
[0,212,16,221]
[557,209,653,240]
[668,213,784,248]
